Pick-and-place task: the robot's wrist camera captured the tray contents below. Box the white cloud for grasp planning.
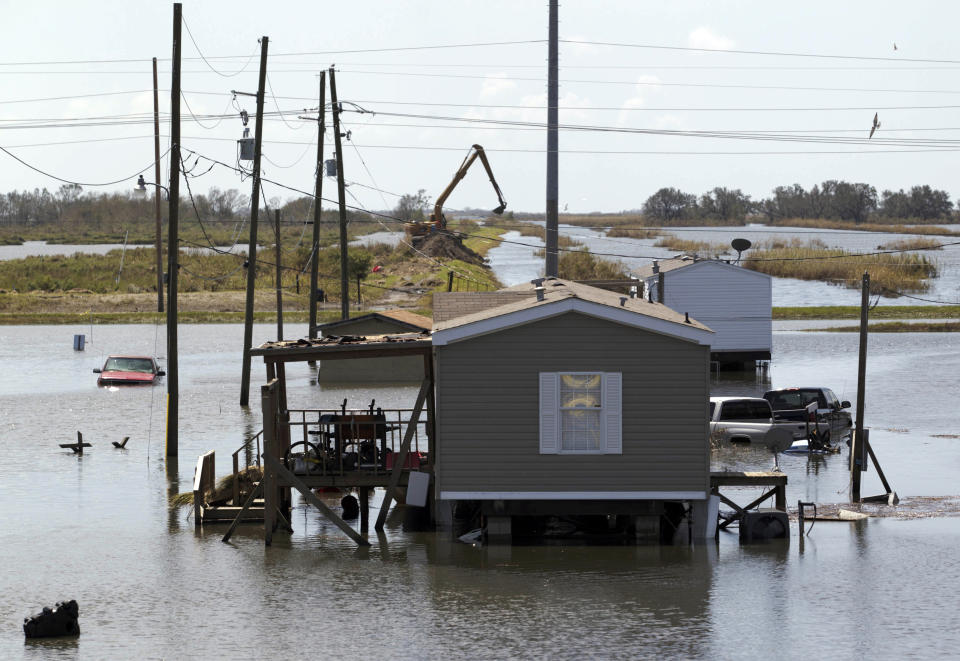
[687,26,736,51]
[480,74,518,98]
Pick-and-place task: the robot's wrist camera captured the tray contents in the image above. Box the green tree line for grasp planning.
[641,182,957,225]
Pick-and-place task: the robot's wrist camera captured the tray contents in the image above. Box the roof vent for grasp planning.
[531,278,546,301]
[684,312,691,324]
[652,260,659,274]
[619,297,628,307]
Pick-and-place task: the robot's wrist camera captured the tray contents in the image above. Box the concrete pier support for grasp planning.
[485,515,512,543]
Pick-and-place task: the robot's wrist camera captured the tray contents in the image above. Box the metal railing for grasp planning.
[283,407,430,478]
[230,430,262,506]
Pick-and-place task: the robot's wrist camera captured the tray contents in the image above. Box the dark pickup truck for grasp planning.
[762,387,853,442]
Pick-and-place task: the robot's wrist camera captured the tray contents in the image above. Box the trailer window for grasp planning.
[539,372,622,454]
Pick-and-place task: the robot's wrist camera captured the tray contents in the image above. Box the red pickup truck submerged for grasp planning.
[94,355,165,386]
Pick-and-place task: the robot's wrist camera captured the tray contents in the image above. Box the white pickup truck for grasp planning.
[709,396,822,446]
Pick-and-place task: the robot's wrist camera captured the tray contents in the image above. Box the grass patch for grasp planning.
[774,305,960,320]
[744,240,938,293]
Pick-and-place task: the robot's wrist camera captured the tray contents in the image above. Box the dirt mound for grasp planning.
[414,232,485,265]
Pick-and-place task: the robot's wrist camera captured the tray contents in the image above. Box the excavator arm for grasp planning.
[425,144,507,231]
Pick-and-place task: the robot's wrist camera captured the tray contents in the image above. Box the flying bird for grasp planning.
[893,42,898,51]
[869,113,880,139]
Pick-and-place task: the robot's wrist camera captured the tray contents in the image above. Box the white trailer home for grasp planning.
[634,256,772,368]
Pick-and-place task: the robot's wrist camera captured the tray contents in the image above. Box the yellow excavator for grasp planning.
[406,144,507,241]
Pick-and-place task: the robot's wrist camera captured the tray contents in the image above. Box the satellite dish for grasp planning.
[731,238,752,263]
[765,426,794,472]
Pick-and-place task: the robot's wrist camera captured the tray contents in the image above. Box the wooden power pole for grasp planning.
[852,271,870,501]
[274,209,283,341]
[152,57,164,313]
[329,67,349,321]
[239,36,270,407]
[166,3,182,457]
[309,71,326,339]
[544,0,559,278]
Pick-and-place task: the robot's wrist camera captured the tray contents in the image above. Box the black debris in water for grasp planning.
[23,600,79,638]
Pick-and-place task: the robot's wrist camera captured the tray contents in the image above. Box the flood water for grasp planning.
[1,322,959,659]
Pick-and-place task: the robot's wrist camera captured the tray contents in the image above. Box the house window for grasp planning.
[540,372,622,455]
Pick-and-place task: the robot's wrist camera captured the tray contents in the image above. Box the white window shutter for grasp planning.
[603,372,622,454]
[539,372,559,454]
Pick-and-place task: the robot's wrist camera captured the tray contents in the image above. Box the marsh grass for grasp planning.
[876,237,943,251]
[774,305,960,320]
[606,228,662,239]
[813,321,960,332]
[744,240,938,293]
[769,218,960,236]
[653,235,728,256]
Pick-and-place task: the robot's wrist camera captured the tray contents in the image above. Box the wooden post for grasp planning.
[376,377,431,530]
[166,3,181,457]
[359,487,370,531]
[308,71,326,339]
[152,56,164,313]
[239,35,270,406]
[274,209,283,341]
[447,271,454,292]
[852,272,869,502]
[261,379,279,545]
[329,67,349,321]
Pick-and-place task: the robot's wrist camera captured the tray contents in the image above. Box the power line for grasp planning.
[182,17,258,78]
[336,68,960,95]
[558,39,960,65]
[0,144,170,187]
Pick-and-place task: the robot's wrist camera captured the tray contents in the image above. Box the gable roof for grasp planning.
[318,309,432,333]
[634,255,771,282]
[432,278,712,346]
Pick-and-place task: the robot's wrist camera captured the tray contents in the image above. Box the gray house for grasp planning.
[431,278,715,542]
[634,256,772,368]
[316,310,432,382]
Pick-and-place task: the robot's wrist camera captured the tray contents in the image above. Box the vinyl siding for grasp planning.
[435,311,710,495]
[655,263,771,353]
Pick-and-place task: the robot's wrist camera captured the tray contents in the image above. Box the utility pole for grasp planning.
[166,3,182,457]
[852,272,870,502]
[239,36,270,407]
[274,209,283,341]
[544,0,559,278]
[329,67,349,321]
[152,57,164,313]
[309,71,326,339]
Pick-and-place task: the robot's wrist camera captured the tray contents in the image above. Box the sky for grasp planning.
[2,1,960,215]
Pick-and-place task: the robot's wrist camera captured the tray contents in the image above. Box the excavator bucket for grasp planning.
[491,204,506,215]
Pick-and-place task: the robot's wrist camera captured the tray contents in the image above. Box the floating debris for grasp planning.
[790,495,960,521]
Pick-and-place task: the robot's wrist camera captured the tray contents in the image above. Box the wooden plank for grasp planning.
[376,376,431,530]
[263,453,369,546]
[222,481,264,542]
